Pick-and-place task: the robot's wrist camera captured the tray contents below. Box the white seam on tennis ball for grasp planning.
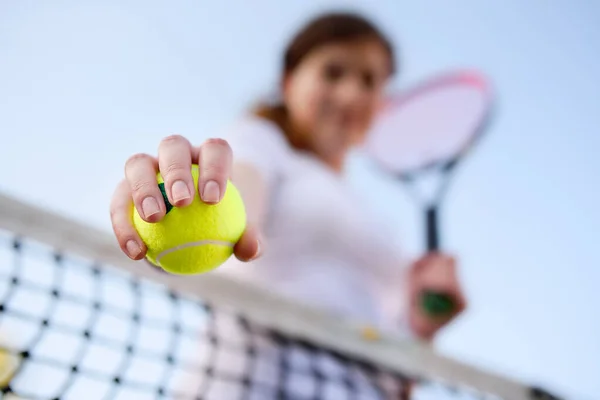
[155,239,234,265]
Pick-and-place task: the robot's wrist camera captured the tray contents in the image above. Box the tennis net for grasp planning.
[0,192,561,400]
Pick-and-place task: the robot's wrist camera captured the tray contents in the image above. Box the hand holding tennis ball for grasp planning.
[110,136,261,273]
[132,164,246,274]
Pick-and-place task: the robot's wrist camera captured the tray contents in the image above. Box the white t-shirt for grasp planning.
[219,115,411,334]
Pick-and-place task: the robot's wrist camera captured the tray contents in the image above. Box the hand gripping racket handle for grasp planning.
[421,207,457,317]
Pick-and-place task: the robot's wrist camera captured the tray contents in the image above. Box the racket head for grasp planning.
[363,70,495,177]
[362,71,495,318]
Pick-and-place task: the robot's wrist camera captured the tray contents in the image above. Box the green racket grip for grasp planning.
[420,290,456,317]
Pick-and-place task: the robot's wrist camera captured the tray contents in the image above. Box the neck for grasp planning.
[326,156,345,173]
[285,122,348,173]
[316,150,347,174]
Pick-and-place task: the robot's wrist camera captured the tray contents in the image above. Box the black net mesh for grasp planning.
[0,226,559,400]
[0,229,413,400]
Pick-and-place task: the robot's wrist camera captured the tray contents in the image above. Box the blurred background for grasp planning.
[0,1,598,398]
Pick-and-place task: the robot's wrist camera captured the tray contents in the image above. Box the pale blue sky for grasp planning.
[1,1,598,398]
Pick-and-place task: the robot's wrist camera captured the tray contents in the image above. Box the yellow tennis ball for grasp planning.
[132,164,246,275]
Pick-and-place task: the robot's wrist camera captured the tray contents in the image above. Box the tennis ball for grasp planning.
[132,164,246,275]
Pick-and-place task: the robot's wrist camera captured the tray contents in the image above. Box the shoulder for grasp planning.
[219,114,294,185]
[223,114,291,157]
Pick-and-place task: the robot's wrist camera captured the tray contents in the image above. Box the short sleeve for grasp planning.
[221,116,290,188]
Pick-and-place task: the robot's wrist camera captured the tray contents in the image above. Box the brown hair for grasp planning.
[254,11,396,150]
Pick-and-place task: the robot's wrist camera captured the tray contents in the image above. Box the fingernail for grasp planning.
[202,180,220,203]
[172,180,191,202]
[251,238,262,260]
[142,196,160,218]
[126,240,142,258]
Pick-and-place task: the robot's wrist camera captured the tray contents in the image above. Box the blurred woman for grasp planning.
[110,11,466,398]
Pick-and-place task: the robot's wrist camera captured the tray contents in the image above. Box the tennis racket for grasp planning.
[363,70,494,317]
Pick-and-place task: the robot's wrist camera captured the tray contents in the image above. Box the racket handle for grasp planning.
[422,206,456,316]
[426,207,439,251]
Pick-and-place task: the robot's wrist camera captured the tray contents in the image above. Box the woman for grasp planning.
[110,11,466,397]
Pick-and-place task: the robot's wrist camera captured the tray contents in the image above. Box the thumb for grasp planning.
[233,225,262,262]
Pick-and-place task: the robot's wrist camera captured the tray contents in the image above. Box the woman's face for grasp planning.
[283,39,391,164]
